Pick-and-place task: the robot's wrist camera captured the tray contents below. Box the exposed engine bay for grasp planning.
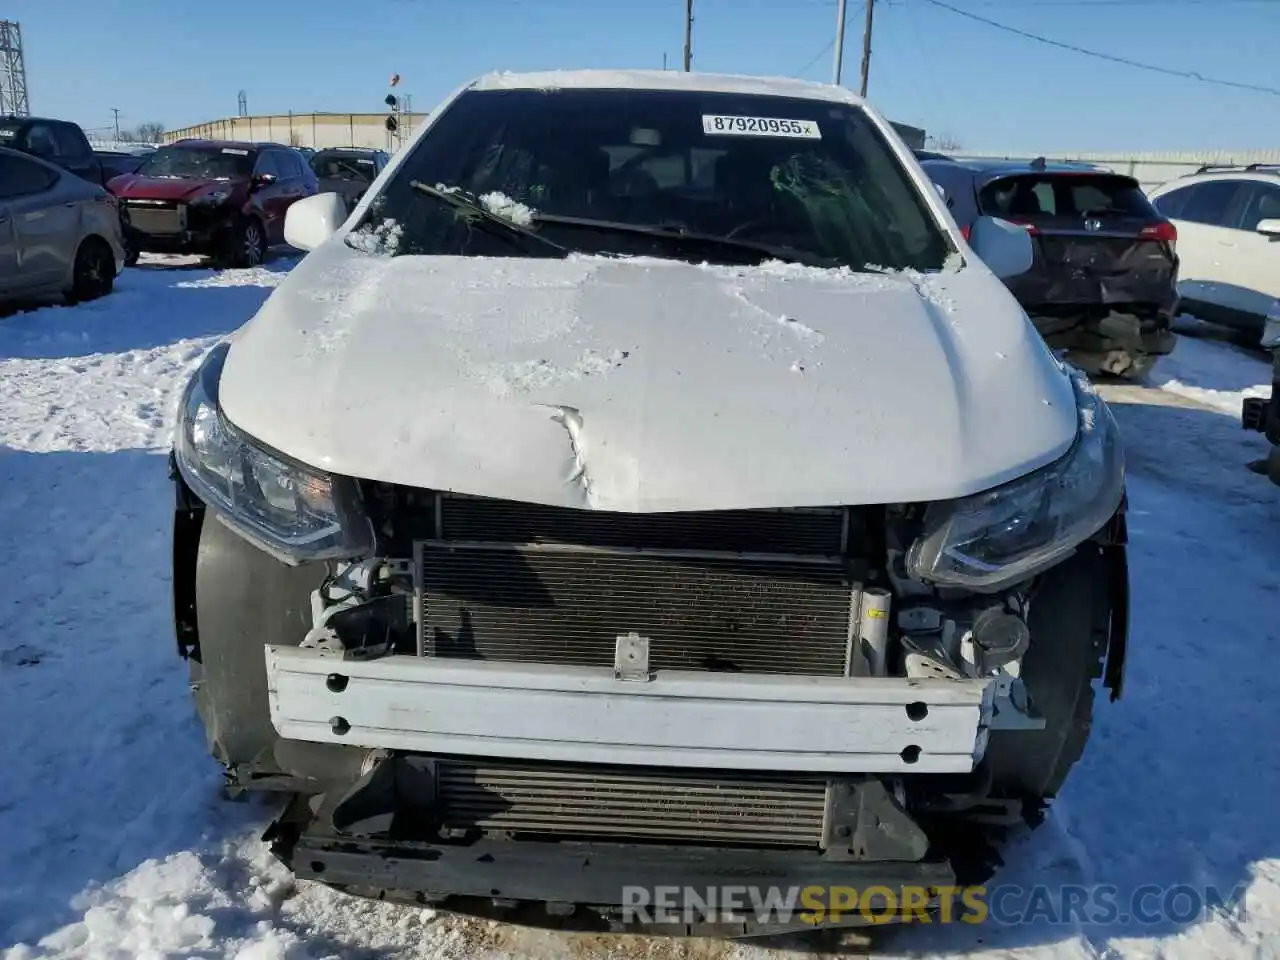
[298,488,1044,725]
[266,490,1063,840]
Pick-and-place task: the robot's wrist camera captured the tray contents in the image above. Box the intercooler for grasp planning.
[434,759,829,847]
[414,494,868,677]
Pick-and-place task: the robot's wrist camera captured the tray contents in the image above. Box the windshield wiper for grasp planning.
[408,181,568,254]
[528,213,837,268]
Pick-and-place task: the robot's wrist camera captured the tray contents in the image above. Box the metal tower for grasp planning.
[0,21,29,116]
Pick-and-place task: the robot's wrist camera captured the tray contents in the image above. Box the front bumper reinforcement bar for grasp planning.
[266,647,994,774]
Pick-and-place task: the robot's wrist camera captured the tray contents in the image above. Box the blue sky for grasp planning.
[9,0,1280,152]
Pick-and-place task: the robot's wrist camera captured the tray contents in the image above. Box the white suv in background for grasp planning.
[1147,164,1280,345]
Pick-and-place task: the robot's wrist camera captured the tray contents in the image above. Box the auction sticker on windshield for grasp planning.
[702,115,821,139]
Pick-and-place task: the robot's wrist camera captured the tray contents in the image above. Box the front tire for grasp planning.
[66,237,116,304]
[225,217,267,269]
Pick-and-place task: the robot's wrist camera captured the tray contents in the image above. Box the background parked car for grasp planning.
[922,156,1179,379]
[1147,164,1280,346]
[108,140,318,267]
[309,147,389,212]
[0,145,124,305]
[0,115,108,186]
[95,147,155,182]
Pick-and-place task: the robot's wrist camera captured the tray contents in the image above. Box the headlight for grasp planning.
[190,189,230,206]
[1261,302,1280,350]
[906,370,1124,592]
[173,342,373,564]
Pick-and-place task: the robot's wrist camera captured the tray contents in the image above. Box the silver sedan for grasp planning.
[0,145,126,305]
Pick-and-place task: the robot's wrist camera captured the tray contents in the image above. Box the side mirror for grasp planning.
[285,192,349,252]
[968,215,1034,279]
[933,182,946,202]
[1255,218,1280,238]
[251,173,277,189]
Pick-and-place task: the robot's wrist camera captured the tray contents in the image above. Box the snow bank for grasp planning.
[1152,319,1272,417]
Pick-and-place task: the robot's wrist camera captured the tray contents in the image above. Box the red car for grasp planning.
[107,139,318,267]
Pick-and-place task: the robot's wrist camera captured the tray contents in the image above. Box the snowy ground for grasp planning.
[1,259,1278,959]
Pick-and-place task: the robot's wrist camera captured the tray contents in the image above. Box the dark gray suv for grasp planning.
[921,155,1179,379]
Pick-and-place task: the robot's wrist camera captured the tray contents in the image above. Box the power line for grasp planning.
[967,0,1279,5]
[793,37,835,77]
[918,0,1280,97]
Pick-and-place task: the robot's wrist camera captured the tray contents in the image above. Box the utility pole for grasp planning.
[0,20,30,116]
[112,108,121,141]
[832,0,847,85]
[859,0,875,97]
[683,0,693,71]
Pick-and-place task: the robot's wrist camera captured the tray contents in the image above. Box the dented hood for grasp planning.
[217,243,1078,511]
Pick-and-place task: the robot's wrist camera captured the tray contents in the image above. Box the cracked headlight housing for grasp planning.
[906,370,1124,593]
[173,342,372,564]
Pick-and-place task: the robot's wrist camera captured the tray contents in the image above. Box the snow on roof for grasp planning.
[471,69,867,106]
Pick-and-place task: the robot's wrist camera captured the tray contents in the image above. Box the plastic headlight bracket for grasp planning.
[906,370,1125,593]
[173,342,373,565]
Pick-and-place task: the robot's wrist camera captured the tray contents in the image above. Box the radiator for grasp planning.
[435,759,828,847]
[416,494,861,676]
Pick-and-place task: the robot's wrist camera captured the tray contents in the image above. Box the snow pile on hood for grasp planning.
[479,191,535,226]
[346,218,404,256]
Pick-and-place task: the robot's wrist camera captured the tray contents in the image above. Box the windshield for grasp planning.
[354,88,951,271]
[136,145,254,181]
[313,152,377,182]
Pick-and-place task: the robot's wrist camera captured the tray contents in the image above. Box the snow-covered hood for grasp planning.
[217,243,1078,511]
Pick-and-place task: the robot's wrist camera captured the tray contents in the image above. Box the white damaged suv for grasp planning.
[169,69,1129,936]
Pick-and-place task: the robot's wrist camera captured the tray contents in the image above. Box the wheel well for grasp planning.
[77,233,114,259]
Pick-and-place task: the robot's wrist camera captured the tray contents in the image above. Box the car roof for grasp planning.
[923,156,1113,175]
[1156,165,1280,188]
[469,68,867,107]
[921,156,1130,188]
[0,115,76,125]
[167,138,279,150]
[314,147,381,154]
